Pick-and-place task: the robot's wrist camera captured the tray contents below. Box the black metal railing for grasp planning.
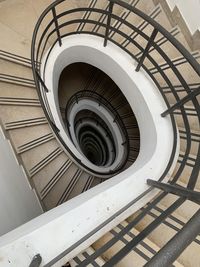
[29,254,42,267]
[30,0,200,265]
[65,90,133,172]
[31,0,200,181]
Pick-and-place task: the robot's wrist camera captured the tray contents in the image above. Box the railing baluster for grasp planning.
[161,87,200,117]
[135,26,180,58]
[29,254,42,267]
[36,71,49,93]
[52,6,62,47]
[104,1,114,47]
[135,28,158,72]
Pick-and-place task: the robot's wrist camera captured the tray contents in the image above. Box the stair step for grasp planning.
[42,163,81,210]
[20,139,61,181]
[4,117,47,130]
[28,147,63,178]
[0,19,31,57]
[0,58,33,79]
[174,105,199,132]
[172,161,200,191]
[67,173,100,201]
[161,85,200,110]
[0,81,37,99]
[128,198,200,267]
[179,127,200,156]
[116,0,156,40]
[150,51,200,75]
[148,0,197,57]
[6,124,51,151]
[91,219,182,266]
[34,153,72,200]
[38,154,72,200]
[70,246,106,267]
[177,151,198,183]
[82,175,95,192]
[158,189,200,221]
[0,0,39,44]
[0,97,40,107]
[17,132,54,154]
[116,5,162,56]
[0,73,35,87]
[0,105,45,126]
[0,50,32,67]
[56,168,83,206]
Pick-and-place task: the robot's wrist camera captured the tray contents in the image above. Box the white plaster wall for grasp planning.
[0,127,43,236]
[166,0,200,33]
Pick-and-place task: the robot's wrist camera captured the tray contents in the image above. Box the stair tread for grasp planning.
[0,59,33,79]
[70,246,106,266]
[42,163,80,210]
[92,219,183,267]
[130,198,200,267]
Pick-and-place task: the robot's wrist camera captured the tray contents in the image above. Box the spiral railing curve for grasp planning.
[30,0,200,265]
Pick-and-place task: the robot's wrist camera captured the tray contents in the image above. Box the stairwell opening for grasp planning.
[58,62,140,174]
[41,34,175,213]
[74,110,115,167]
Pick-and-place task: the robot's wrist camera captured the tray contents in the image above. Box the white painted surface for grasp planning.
[166,0,200,33]
[41,35,174,177]
[0,35,178,267]
[0,127,43,237]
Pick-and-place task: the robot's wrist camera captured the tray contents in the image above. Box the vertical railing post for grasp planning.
[36,70,49,92]
[104,1,114,47]
[29,254,42,267]
[75,94,78,104]
[52,6,62,47]
[136,28,158,72]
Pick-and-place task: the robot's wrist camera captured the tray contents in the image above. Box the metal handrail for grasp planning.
[31,0,200,185]
[30,0,200,265]
[66,90,130,139]
[65,90,131,171]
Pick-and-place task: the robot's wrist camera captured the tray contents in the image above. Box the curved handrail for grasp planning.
[29,0,200,265]
[31,0,200,187]
[65,90,132,171]
[110,0,200,75]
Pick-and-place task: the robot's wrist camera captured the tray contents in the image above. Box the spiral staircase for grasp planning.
[0,0,200,266]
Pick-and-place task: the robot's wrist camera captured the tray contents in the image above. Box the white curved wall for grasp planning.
[42,34,173,176]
